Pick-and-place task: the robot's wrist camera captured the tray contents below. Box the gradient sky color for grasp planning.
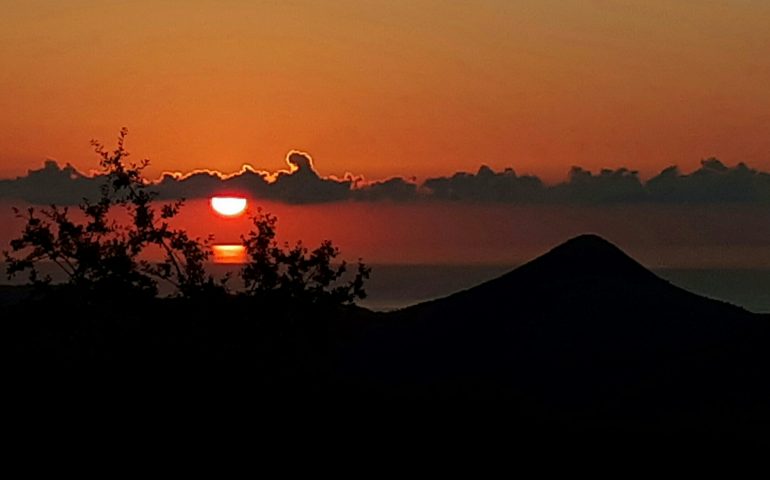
[2,0,769,181]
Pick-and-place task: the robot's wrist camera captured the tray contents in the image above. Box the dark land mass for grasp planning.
[3,235,770,435]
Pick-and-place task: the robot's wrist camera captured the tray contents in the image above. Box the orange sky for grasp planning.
[1,0,770,181]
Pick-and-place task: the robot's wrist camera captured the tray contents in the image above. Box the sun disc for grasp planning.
[211,196,247,217]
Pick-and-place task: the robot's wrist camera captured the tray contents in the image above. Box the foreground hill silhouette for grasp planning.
[340,234,770,429]
[4,234,769,432]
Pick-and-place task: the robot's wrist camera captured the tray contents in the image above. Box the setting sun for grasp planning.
[211,197,247,217]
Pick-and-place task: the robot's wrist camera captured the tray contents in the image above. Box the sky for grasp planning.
[2,0,770,182]
[1,0,769,282]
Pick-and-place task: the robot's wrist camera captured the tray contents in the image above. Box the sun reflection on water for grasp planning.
[212,244,247,264]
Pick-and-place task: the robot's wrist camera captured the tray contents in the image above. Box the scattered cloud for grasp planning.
[646,158,770,203]
[1,153,769,206]
[550,167,646,204]
[0,160,103,204]
[423,165,545,202]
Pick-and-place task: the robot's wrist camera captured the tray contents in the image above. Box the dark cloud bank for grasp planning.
[1,152,770,206]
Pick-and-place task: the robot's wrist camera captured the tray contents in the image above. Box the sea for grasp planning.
[2,200,769,313]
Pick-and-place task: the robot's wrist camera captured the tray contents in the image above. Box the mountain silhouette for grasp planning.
[340,234,770,431]
[403,233,745,314]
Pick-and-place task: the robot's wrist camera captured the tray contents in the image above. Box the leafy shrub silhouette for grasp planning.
[4,129,369,305]
[241,209,370,305]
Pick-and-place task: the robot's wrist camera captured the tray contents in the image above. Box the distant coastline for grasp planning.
[3,262,768,314]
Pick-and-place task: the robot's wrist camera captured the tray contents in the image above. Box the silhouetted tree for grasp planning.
[4,128,219,299]
[241,209,370,305]
[4,129,370,307]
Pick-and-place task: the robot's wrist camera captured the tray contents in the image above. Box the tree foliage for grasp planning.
[4,129,369,306]
[4,128,219,299]
[241,209,370,305]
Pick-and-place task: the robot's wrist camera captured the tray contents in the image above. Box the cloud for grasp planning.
[155,166,273,201]
[152,151,353,204]
[1,153,770,206]
[646,158,770,203]
[0,160,104,204]
[422,165,545,202]
[550,167,646,204]
[266,151,353,203]
[353,177,420,201]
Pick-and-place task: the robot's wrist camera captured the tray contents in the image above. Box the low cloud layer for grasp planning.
[1,152,769,206]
